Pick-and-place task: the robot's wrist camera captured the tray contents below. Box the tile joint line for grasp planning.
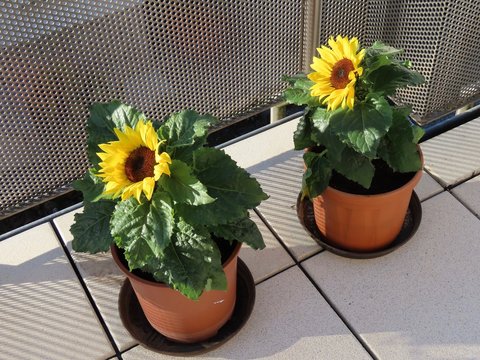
[253,208,378,360]
[49,220,124,360]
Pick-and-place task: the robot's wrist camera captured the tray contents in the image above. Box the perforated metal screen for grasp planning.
[0,0,312,218]
[317,0,480,124]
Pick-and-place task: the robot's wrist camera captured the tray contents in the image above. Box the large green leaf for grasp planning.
[308,108,345,163]
[282,73,321,107]
[158,110,218,162]
[329,147,375,189]
[364,41,403,69]
[377,107,424,173]
[158,159,215,205]
[210,217,265,250]
[71,200,116,253]
[143,221,226,300]
[177,148,268,225]
[283,88,320,107]
[311,107,331,133]
[368,63,424,96]
[329,96,392,159]
[302,151,331,198]
[73,169,108,202]
[282,73,314,90]
[87,101,146,167]
[110,192,174,261]
[293,116,316,150]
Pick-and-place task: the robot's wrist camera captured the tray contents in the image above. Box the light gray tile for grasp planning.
[251,150,322,261]
[421,117,480,187]
[452,174,480,217]
[53,210,137,352]
[122,267,371,360]
[240,212,295,283]
[415,171,443,201]
[303,192,480,359]
[0,223,114,360]
[222,118,299,169]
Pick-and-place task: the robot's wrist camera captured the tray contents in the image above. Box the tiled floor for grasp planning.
[1,118,480,360]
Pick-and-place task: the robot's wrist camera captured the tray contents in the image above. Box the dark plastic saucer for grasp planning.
[297,191,422,259]
[118,258,255,356]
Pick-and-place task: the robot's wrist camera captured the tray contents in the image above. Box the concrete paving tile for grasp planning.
[221,118,299,169]
[451,174,480,217]
[53,210,137,352]
[249,150,322,261]
[0,223,115,360]
[421,117,480,187]
[415,170,444,201]
[303,192,480,359]
[121,266,371,360]
[239,212,295,283]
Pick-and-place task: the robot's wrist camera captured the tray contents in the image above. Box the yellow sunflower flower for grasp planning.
[308,35,365,111]
[96,121,171,202]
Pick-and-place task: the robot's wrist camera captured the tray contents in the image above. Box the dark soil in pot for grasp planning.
[330,158,417,195]
[116,237,238,282]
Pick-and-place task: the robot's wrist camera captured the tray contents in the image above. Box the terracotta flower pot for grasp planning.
[312,153,423,252]
[111,241,241,343]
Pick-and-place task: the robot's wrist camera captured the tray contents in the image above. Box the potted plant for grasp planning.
[70,101,268,343]
[283,35,425,252]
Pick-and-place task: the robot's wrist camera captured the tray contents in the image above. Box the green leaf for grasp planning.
[311,107,331,133]
[283,88,320,107]
[330,147,375,189]
[158,110,218,162]
[282,73,315,91]
[377,107,424,173]
[177,148,268,225]
[309,109,346,164]
[368,63,424,96]
[210,217,265,250]
[329,96,392,159]
[282,74,320,107]
[143,221,226,300]
[302,151,331,198]
[158,159,215,205]
[110,192,174,262]
[71,200,116,253]
[365,42,403,61]
[87,101,146,167]
[73,169,108,202]
[293,116,316,150]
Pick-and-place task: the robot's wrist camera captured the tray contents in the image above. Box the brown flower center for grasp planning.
[124,146,156,183]
[330,59,354,89]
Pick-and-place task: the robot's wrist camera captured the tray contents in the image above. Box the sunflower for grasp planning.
[96,120,171,202]
[308,35,365,111]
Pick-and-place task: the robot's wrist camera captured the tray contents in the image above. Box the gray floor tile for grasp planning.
[451,174,480,217]
[239,213,295,283]
[0,223,115,360]
[415,170,444,201]
[121,266,371,360]
[250,150,322,260]
[303,192,480,359]
[53,210,137,352]
[421,117,480,187]
[222,119,299,169]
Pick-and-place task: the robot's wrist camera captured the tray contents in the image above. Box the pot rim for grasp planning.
[322,147,424,200]
[110,240,242,288]
[324,166,423,200]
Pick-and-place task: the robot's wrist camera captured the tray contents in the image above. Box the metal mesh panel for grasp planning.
[317,0,480,124]
[0,0,311,218]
